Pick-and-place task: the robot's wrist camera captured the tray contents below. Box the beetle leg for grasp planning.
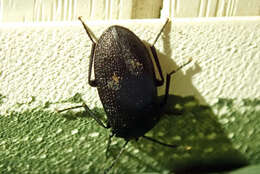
[142,135,177,148]
[105,133,115,158]
[82,103,109,128]
[150,18,169,86]
[163,73,172,105]
[104,140,129,174]
[152,18,169,46]
[150,45,164,86]
[78,16,97,87]
[163,58,192,105]
[58,103,109,129]
[88,43,97,87]
[78,16,97,44]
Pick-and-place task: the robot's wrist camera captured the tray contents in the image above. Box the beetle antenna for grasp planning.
[78,16,97,43]
[142,135,177,148]
[152,18,169,46]
[104,140,129,174]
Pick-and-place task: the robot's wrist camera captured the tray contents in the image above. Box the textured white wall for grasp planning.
[0,18,260,114]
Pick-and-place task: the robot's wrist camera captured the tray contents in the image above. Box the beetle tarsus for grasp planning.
[152,18,169,46]
[169,58,192,76]
[104,141,129,174]
[78,16,96,43]
[106,133,115,158]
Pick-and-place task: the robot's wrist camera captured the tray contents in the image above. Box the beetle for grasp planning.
[58,16,191,173]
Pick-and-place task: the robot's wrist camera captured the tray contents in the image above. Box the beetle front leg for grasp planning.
[88,43,97,87]
[162,58,192,105]
[150,45,164,86]
[149,18,169,86]
[78,16,97,87]
[162,73,172,105]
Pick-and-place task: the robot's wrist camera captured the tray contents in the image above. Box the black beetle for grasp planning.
[59,16,191,173]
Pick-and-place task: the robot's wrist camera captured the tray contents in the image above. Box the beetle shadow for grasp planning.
[128,95,248,173]
[152,20,206,104]
[56,97,248,173]
[125,23,248,171]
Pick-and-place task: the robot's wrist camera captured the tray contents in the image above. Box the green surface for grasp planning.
[0,93,259,174]
[229,164,260,174]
